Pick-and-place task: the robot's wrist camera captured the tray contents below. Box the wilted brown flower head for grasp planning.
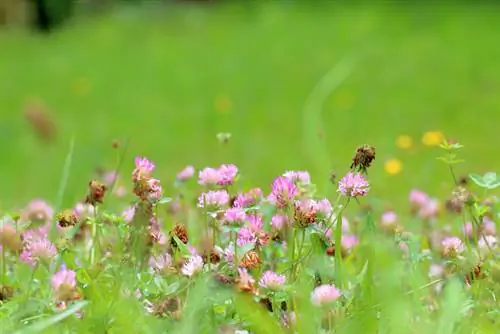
[85,180,107,206]
[152,296,182,319]
[0,223,23,253]
[57,209,79,228]
[329,170,337,184]
[293,200,317,228]
[0,285,14,301]
[351,144,376,173]
[240,250,261,269]
[24,99,57,143]
[170,223,189,249]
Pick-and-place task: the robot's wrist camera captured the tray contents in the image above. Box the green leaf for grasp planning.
[157,197,172,204]
[237,243,256,261]
[436,279,465,334]
[469,172,500,189]
[13,300,88,334]
[469,173,488,188]
[233,293,284,334]
[172,235,191,257]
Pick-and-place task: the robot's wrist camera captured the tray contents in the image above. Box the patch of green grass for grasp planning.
[1,2,499,210]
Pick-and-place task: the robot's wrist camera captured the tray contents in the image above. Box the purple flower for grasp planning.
[461,222,473,238]
[21,225,50,245]
[21,238,57,266]
[325,216,349,238]
[283,171,311,185]
[222,243,235,263]
[181,255,204,277]
[428,264,445,278]
[315,198,333,217]
[122,206,136,223]
[198,190,230,208]
[409,189,429,207]
[149,253,173,274]
[133,157,155,181]
[198,167,221,186]
[246,214,264,232]
[271,213,288,230]
[341,235,359,252]
[224,208,247,224]
[418,198,439,219]
[238,268,255,286]
[146,178,163,203]
[259,270,286,290]
[310,284,341,306]
[478,235,497,251]
[237,227,256,247]
[441,236,465,257]
[268,176,298,208]
[73,203,95,220]
[103,171,118,186]
[20,199,54,224]
[380,211,397,230]
[482,218,496,235]
[217,164,238,186]
[338,172,369,197]
[233,188,263,208]
[52,267,76,300]
[176,165,195,181]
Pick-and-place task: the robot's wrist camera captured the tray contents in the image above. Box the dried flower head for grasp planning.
[236,268,256,293]
[85,180,107,205]
[170,223,189,248]
[351,144,376,173]
[240,250,261,270]
[293,199,317,228]
[0,285,14,301]
[151,296,182,319]
[24,100,57,143]
[0,222,22,253]
[57,209,79,228]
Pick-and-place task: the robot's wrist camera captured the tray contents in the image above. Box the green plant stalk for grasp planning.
[231,231,238,269]
[334,209,344,288]
[334,198,350,288]
[444,149,493,257]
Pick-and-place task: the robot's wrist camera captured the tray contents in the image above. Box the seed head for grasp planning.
[57,210,79,228]
[85,180,107,205]
[350,144,376,173]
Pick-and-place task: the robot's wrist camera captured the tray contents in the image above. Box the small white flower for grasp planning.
[478,235,497,251]
[181,255,204,277]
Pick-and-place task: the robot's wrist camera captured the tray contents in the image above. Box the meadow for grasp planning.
[1,2,500,209]
[0,2,500,333]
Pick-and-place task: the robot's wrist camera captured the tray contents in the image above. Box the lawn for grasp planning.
[0,2,499,210]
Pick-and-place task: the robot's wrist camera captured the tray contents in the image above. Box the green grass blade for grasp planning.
[302,56,356,189]
[13,300,88,334]
[49,136,75,241]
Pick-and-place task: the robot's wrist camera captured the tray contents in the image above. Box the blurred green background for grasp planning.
[1,1,499,210]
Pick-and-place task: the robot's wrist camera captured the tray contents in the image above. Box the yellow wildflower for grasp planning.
[422,131,444,146]
[384,159,403,175]
[396,135,413,150]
